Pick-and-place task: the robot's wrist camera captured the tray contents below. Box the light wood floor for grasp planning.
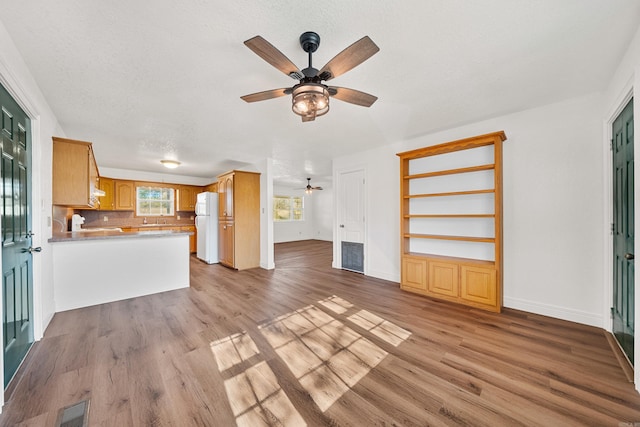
[2,240,640,426]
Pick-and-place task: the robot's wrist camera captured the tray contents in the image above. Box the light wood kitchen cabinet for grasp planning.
[52,137,100,208]
[115,180,135,210]
[97,178,135,211]
[218,174,234,220]
[181,225,197,253]
[216,170,260,270]
[204,182,218,193]
[218,221,234,267]
[177,185,199,211]
[98,177,115,210]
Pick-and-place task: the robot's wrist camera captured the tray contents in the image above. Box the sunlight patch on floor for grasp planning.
[211,297,411,421]
[210,331,260,372]
[259,304,388,412]
[347,310,412,347]
[318,295,353,314]
[224,361,307,427]
[211,333,306,426]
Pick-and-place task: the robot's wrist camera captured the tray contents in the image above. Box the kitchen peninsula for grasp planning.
[49,229,191,312]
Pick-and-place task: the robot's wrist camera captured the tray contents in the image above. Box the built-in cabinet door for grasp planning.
[460,266,497,306]
[401,257,427,291]
[428,261,459,297]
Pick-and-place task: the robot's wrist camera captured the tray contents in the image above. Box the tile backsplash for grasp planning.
[78,209,196,228]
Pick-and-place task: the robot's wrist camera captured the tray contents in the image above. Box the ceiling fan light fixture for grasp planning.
[160,159,181,169]
[292,83,329,119]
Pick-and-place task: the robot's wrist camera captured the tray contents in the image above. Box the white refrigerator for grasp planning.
[195,192,219,264]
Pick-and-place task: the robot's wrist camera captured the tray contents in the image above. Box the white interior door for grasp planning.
[337,169,365,272]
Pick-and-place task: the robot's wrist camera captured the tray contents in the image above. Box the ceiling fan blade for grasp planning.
[244,36,304,80]
[241,88,290,103]
[329,86,378,107]
[312,186,323,190]
[318,36,379,81]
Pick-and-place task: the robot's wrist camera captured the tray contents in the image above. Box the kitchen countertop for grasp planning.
[49,228,193,243]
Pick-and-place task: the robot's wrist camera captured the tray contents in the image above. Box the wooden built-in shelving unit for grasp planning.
[397,131,507,312]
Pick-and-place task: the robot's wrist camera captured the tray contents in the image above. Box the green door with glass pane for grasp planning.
[612,97,634,364]
[0,82,34,387]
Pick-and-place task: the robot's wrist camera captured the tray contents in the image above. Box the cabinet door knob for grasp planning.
[625,253,635,260]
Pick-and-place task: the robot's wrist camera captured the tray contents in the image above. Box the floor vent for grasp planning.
[57,400,89,427]
[342,241,364,273]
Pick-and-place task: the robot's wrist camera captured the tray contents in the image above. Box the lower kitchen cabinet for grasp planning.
[219,222,234,267]
[180,226,196,253]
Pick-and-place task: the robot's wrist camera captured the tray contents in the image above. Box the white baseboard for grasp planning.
[366,268,399,283]
[503,296,603,327]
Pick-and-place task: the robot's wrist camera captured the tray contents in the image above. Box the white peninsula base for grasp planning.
[52,233,190,312]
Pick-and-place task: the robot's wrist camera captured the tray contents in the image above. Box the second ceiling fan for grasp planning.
[241,31,379,122]
[299,178,323,194]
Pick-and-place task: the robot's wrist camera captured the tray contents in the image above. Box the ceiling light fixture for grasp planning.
[160,159,181,169]
[292,83,329,121]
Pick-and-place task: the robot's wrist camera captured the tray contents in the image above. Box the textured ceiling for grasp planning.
[1,0,638,188]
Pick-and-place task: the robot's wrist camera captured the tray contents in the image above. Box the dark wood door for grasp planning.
[0,82,33,386]
[613,97,634,364]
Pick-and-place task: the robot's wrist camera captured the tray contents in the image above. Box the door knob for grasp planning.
[625,253,635,260]
[21,247,42,254]
[339,224,345,228]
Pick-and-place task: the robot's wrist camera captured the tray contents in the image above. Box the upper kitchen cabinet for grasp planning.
[177,185,199,211]
[218,173,234,220]
[115,180,135,210]
[97,178,135,211]
[204,182,218,193]
[98,177,115,210]
[52,137,100,208]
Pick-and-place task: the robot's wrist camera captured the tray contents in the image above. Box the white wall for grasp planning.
[0,19,64,399]
[312,186,333,241]
[334,91,605,326]
[273,186,333,243]
[255,159,275,269]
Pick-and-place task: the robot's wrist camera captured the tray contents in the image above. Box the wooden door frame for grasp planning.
[333,166,367,274]
[0,62,43,401]
[604,84,638,387]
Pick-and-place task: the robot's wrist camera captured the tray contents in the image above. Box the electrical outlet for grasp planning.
[177,215,180,220]
[103,216,108,222]
[190,216,194,220]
